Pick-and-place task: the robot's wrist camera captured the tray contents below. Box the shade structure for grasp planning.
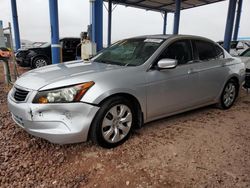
[103,0,226,12]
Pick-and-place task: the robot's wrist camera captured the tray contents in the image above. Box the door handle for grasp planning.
[187,60,201,64]
[188,69,198,74]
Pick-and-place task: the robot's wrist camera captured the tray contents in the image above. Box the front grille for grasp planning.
[14,87,29,102]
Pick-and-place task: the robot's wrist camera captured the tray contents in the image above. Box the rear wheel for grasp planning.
[218,79,238,109]
[90,97,136,148]
[32,57,48,68]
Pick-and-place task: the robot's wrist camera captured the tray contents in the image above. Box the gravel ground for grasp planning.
[0,64,250,188]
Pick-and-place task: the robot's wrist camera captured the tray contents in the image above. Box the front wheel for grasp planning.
[218,79,238,109]
[90,97,135,148]
[32,57,48,68]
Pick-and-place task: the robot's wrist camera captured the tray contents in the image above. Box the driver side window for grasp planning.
[159,40,192,65]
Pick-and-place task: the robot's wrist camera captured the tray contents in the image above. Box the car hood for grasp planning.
[17,48,38,53]
[15,60,126,90]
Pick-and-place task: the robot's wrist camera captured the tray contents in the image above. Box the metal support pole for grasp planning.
[233,0,243,41]
[224,0,237,52]
[9,22,19,79]
[0,21,11,84]
[92,0,103,51]
[11,0,21,51]
[49,0,61,64]
[0,21,5,47]
[173,0,181,34]
[90,0,95,42]
[163,11,167,35]
[107,0,112,46]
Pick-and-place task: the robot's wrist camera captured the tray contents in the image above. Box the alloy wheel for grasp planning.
[223,82,236,107]
[35,59,47,68]
[101,104,132,143]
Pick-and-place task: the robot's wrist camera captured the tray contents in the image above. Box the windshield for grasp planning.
[92,38,164,66]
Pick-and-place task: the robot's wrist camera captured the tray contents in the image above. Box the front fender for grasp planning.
[86,88,140,104]
[81,86,147,120]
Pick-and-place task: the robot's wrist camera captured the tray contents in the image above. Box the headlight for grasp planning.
[33,81,94,104]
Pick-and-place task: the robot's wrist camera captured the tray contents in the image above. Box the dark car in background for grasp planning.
[16,37,81,68]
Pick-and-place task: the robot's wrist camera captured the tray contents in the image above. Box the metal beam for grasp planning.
[233,0,243,41]
[107,0,112,46]
[104,0,226,12]
[11,0,21,51]
[223,0,237,52]
[49,0,61,64]
[173,0,181,34]
[92,0,103,51]
[163,11,167,35]
[157,0,190,9]
[110,0,172,13]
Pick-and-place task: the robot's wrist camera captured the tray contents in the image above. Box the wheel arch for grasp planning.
[226,75,240,93]
[217,74,240,102]
[87,92,144,141]
[98,93,144,129]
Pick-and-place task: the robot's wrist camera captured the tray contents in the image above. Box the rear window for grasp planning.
[195,40,217,61]
[214,45,224,58]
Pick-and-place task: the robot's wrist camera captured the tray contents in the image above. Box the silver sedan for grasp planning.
[8,35,245,148]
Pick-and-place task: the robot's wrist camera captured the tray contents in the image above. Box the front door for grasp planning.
[146,39,201,120]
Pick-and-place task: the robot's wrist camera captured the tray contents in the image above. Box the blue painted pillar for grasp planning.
[11,0,21,51]
[173,0,181,34]
[92,0,103,51]
[90,1,95,42]
[163,11,167,35]
[233,0,243,41]
[107,0,112,46]
[49,0,60,64]
[224,0,237,52]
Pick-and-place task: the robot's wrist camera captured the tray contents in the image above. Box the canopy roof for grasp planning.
[104,0,225,12]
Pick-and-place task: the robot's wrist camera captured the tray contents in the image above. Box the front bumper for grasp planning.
[7,91,99,144]
[244,69,250,88]
[16,57,31,67]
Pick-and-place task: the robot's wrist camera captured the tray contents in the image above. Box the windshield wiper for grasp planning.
[97,60,123,66]
[124,62,134,66]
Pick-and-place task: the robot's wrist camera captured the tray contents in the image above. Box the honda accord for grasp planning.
[8,35,245,148]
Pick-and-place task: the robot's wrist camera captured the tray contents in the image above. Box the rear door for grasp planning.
[192,40,228,103]
[146,39,201,120]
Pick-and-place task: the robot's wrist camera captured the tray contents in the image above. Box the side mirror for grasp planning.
[157,58,177,69]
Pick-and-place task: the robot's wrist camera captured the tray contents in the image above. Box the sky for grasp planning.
[0,0,249,45]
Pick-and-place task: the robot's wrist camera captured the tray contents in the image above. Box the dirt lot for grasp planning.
[0,63,250,188]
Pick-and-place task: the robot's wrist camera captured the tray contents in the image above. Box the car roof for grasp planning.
[130,34,215,43]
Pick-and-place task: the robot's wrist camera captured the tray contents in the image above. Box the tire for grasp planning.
[32,57,48,68]
[218,79,238,109]
[90,96,136,148]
